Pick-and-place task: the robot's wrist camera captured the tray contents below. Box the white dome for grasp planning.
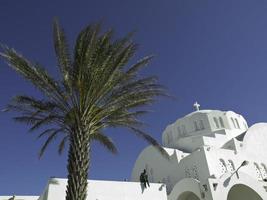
[162,109,248,152]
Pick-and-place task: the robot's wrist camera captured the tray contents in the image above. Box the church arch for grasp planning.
[227,184,263,200]
[169,178,202,200]
[177,191,200,200]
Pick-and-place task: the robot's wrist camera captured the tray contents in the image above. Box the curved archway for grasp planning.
[227,184,263,200]
[177,191,200,200]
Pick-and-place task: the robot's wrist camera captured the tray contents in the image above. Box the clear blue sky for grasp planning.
[1,0,267,195]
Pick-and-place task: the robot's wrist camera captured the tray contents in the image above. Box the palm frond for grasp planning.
[29,115,62,132]
[53,18,72,89]
[90,132,118,154]
[58,135,68,155]
[127,126,169,159]
[125,55,154,78]
[38,128,64,158]
[1,21,170,195]
[73,23,101,73]
[13,116,42,125]
[11,95,57,112]
[37,128,63,139]
[0,48,69,111]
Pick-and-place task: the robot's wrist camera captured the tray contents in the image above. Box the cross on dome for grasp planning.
[193,102,200,111]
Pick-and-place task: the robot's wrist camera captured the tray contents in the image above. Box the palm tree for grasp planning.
[0,20,168,200]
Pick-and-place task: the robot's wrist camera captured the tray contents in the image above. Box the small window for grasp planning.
[199,120,204,130]
[166,134,170,144]
[194,121,198,131]
[182,125,187,135]
[177,126,181,136]
[235,119,240,129]
[219,117,225,128]
[169,131,173,142]
[231,117,236,128]
[243,122,248,129]
[213,117,219,128]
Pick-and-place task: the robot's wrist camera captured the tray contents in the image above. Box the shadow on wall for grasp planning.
[177,191,200,200]
[227,184,263,200]
[158,184,165,191]
[140,182,165,194]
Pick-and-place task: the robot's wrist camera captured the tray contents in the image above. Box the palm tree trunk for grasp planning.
[66,130,90,200]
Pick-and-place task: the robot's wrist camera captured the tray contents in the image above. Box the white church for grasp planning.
[2,103,267,200]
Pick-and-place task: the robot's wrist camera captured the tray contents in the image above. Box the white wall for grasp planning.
[131,146,212,194]
[39,178,167,200]
[131,146,189,194]
[0,196,39,200]
[242,123,267,162]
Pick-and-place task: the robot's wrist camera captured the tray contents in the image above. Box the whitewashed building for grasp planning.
[2,103,267,200]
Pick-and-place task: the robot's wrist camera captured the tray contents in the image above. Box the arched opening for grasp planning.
[227,184,263,200]
[177,191,200,200]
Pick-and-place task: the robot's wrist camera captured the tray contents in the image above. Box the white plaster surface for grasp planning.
[3,108,267,200]
[0,197,38,200]
[38,178,167,200]
[132,109,267,199]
